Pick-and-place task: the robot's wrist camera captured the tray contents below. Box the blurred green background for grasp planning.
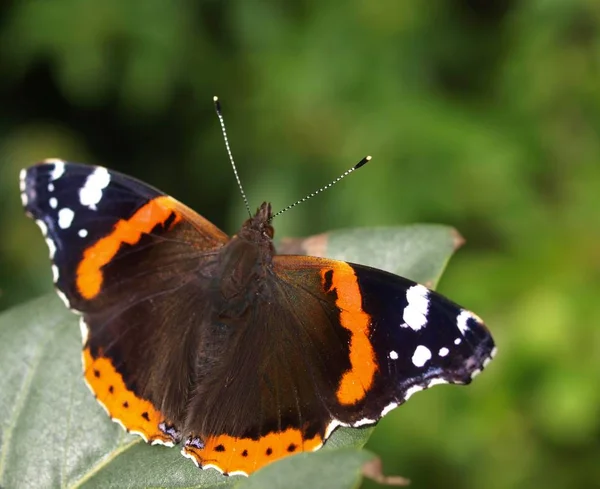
[1,0,599,487]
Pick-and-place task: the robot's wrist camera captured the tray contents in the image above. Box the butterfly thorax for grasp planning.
[214,202,275,314]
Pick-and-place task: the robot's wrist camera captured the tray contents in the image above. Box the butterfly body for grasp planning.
[21,159,495,476]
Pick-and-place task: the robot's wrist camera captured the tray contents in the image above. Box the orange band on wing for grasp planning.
[183,428,323,476]
[76,196,182,299]
[82,346,176,445]
[322,263,376,405]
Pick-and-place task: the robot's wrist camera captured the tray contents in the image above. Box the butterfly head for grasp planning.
[238,202,275,243]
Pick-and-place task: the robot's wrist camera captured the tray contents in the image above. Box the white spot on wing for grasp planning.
[109,414,125,431]
[48,183,55,192]
[19,170,28,205]
[78,228,88,238]
[51,264,59,282]
[325,419,348,439]
[427,378,447,388]
[404,385,423,401]
[454,338,462,345]
[79,317,89,344]
[56,289,70,308]
[35,219,48,236]
[128,428,149,442]
[381,402,398,416]
[202,463,224,474]
[49,160,65,180]
[46,237,56,258]
[457,309,477,335]
[353,417,376,427]
[151,438,174,447]
[402,284,430,331]
[482,348,497,368]
[438,347,449,357]
[19,169,27,191]
[412,345,432,367]
[182,454,200,468]
[49,197,58,209]
[79,167,110,210]
[181,448,201,467]
[389,350,398,360]
[58,208,75,229]
[310,441,324,452]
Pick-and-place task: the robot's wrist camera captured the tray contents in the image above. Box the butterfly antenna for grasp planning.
[213,96,252,217]
[270,155,372,220]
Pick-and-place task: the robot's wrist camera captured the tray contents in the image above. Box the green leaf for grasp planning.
[237,448,376,489]
[0,225,460,489]
[279,224,463,288]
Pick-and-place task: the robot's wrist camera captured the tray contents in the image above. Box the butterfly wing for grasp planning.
[181,254,495,475]
[21,159,229,444]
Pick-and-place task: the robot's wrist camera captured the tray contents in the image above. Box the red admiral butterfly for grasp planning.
[20,102,495,477]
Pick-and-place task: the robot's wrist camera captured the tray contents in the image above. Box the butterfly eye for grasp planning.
[263,224,274,239]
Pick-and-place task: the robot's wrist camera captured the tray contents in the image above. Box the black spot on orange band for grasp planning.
[183,428,323,476]
[82,346,178,445]
[323,269,334,292]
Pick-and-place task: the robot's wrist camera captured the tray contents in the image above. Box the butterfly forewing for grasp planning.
[272,256,496,426]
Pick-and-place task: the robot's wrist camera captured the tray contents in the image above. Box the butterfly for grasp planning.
[20,102,495,477]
